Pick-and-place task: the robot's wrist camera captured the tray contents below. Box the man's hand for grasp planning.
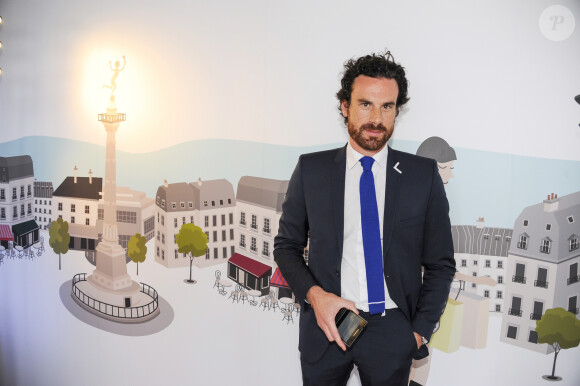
[306,286,358,351]
[413,332,424,350]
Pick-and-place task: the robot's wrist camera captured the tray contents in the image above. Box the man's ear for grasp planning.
[340,101,349,118]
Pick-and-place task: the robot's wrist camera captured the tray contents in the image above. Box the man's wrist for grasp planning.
[306,285,324,304]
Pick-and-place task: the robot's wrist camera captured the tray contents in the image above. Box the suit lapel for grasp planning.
[383,147,401,257]
[331,146,347,260]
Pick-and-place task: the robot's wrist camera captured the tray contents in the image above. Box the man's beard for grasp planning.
[348,122,392,152]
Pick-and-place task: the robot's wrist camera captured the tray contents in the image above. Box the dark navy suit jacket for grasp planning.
[274,145,456,363]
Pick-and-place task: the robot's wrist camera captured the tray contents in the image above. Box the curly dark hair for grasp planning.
[336,51,410,124]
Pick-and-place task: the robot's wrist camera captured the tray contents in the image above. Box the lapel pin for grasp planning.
[393,162,402,174]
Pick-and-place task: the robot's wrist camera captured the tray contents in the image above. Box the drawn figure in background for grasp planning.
[410,136,458,386]
[103,55,126,94]
[416,136,457,185]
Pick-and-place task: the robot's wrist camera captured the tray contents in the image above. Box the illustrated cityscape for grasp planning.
[1,66,579,386]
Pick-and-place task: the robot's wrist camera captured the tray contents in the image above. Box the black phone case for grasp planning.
[335,308,368,347]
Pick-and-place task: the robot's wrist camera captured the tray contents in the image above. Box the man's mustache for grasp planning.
[360,123,387,132]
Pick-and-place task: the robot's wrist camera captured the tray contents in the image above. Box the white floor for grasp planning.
[1,233,579,386]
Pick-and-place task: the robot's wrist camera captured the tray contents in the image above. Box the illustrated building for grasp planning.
[500,192,580,353]
[52,168,102,257]
[227,253,272,296]
[154,178,236,268]
[0,155,39,248]
[235,176,288,265]
[53,169,154,262]
[95,186,155,262]
[452,217,513,312]
[34,181,53,230]
[227,176,292,297]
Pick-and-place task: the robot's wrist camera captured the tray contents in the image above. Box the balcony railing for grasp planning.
[539,246,551,254]
[534,280,548,289]
[71,273,158,320]
[512,275,526,284]
[508,308,522,317]
[530,313,542,320]
[567,275,580,285]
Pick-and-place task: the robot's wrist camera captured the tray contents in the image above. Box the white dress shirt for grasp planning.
[341,143,398,312]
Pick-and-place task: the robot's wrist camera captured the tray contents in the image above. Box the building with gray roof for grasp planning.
[34,181,54,230]
[155,178,236,269]
[235,176,288,266]
[500,191,580,354]
[0,156,38,248]
[452,218,513,313]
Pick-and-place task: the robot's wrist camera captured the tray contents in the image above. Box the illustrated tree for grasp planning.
[49,217,70,270]
[176,223,208,284]
[535,307,580,381]
[128,233,147,276]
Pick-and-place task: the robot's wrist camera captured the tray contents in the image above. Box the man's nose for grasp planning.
[370,107,382,123]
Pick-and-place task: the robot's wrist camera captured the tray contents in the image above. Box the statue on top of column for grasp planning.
[103,55,126,94]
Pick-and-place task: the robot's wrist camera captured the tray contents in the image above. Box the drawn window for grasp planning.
[517,234,528,250]
[540,238,551,254]
[569,235,579,252]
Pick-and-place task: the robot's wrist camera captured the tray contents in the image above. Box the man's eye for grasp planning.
[361,102,370,108]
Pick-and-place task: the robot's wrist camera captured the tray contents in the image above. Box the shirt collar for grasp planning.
[346,142,388,171]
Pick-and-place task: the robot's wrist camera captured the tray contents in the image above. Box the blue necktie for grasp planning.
[359,156,385,315]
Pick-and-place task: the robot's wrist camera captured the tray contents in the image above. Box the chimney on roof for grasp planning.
[163,179,168,188]
[88,169,93,184]
[74,166,78,183]
[197,177,202,187]
[543,193,559,212]
[476,217,485,229]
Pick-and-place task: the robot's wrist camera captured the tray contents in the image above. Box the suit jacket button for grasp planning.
[334,270,340,277]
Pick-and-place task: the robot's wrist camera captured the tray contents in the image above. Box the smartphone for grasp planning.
[335,308,368,348]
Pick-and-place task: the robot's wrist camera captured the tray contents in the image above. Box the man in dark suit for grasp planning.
[274,52,455,386]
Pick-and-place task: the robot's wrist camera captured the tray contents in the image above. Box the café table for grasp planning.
[248,289,261,306]
[279,297,294,312]
[32,243,43,257]
[217,279,232,296]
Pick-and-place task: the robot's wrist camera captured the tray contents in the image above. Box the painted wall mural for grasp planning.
[1,1,579,385]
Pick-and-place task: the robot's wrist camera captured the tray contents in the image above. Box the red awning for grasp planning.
[270,268,290,288]
[228,253,272,278]
[0,225,13,241]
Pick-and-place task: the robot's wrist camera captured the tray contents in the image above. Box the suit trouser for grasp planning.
[301,308,417,386]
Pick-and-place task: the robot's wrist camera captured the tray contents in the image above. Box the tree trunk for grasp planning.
[189,256,193,281]
[59,253,61,270]
[137,262,139,276]
[551,346,559,378]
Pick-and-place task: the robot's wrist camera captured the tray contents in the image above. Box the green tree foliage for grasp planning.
[49,217,70,270]
[176,223,208,283]
[536,307,580,380]
[128,233,147,276]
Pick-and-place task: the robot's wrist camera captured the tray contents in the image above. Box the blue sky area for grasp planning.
[1,136,579,229]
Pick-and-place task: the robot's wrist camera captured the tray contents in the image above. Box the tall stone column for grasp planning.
[88,95,138,293]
